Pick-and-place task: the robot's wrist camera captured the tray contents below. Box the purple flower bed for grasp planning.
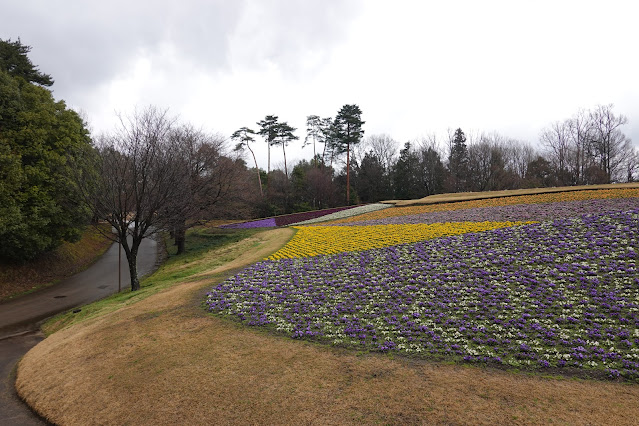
[336,198,639,226]
[220,206,357,229]
[221,217,277,229]
[207,209,639,380]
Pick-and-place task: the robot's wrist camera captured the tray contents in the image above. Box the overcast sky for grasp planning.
[2,0,638,170]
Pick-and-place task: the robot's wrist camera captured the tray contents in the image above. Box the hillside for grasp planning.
[16,185,639,425]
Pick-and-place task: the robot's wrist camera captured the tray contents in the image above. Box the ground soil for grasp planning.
[15,227,639,425]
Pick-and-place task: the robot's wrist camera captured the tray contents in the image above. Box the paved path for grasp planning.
[0,236,159,425]
[0,332,47,425]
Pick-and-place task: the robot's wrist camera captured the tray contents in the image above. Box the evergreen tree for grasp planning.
[0,53,93,261]
[332,104,364,204]
[0,38,53,86]
[272,121,298,177]
[355,151,390,202]
[256,115,279,176]
[447,128,469,192]
[393,142,423,200]
[420,146,445,195]
[232,126,263,196]
[525,155,556,188]
[304,115,331,165]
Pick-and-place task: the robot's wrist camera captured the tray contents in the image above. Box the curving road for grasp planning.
[0,236,159,425]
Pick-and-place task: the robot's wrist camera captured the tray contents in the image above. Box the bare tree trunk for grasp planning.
[282,143,288,177]
[346,141,350,205]
[266,143,271,193]
[174,225,186,255]
[322,142,327,166]
[121,238,141,291]
[127,253,140,291]
[247,144,263,196]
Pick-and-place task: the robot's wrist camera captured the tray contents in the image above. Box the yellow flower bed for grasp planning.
[267,221,534,260]
[321,188,639,225]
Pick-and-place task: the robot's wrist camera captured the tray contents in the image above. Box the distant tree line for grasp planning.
[233,104,636,214]
[232,104,365,215]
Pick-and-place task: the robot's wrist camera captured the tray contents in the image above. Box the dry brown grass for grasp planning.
[385,182,639,206]
[0,224,113,302]
[16,227,639,425]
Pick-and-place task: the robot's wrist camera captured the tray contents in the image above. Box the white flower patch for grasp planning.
[291,203,392,225]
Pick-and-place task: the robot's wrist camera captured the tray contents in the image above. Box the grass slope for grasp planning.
[16,220,639,425]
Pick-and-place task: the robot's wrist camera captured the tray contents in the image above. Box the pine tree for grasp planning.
[448,128,469,192]
[393,142,423,200]
[0,38,53,86]
[231,127,262,196]
[332,104,364,204]
[256,115,279,176]
[272,122,298,178]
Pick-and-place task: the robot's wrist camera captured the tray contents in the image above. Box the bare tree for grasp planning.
[565,108,594,185]
[502,140,537,188]
[623,146,639,182]
[589,104,632,183]
[211,163,262,219]
[540,105,633,185]
[80,107,239,289]
[363,133,399,172]
[467,134,509,192]
[89,106,181,291]
[166,125,238,254]
[291,159,338,209]
[416,133,441,153]
[540,121,572,185]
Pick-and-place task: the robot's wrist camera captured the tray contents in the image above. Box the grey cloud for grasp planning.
[230,0,362,75]
[1,0,362,90]
[1,0,246,99]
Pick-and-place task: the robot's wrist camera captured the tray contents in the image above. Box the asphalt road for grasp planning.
[0,236,159,425]
[0,332,46,425]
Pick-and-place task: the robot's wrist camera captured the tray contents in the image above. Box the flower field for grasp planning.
[267,221,533,259]
[335,197,639,226]
[221,217,278,229]
[320,188,639,225]
[206,190,639,381]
